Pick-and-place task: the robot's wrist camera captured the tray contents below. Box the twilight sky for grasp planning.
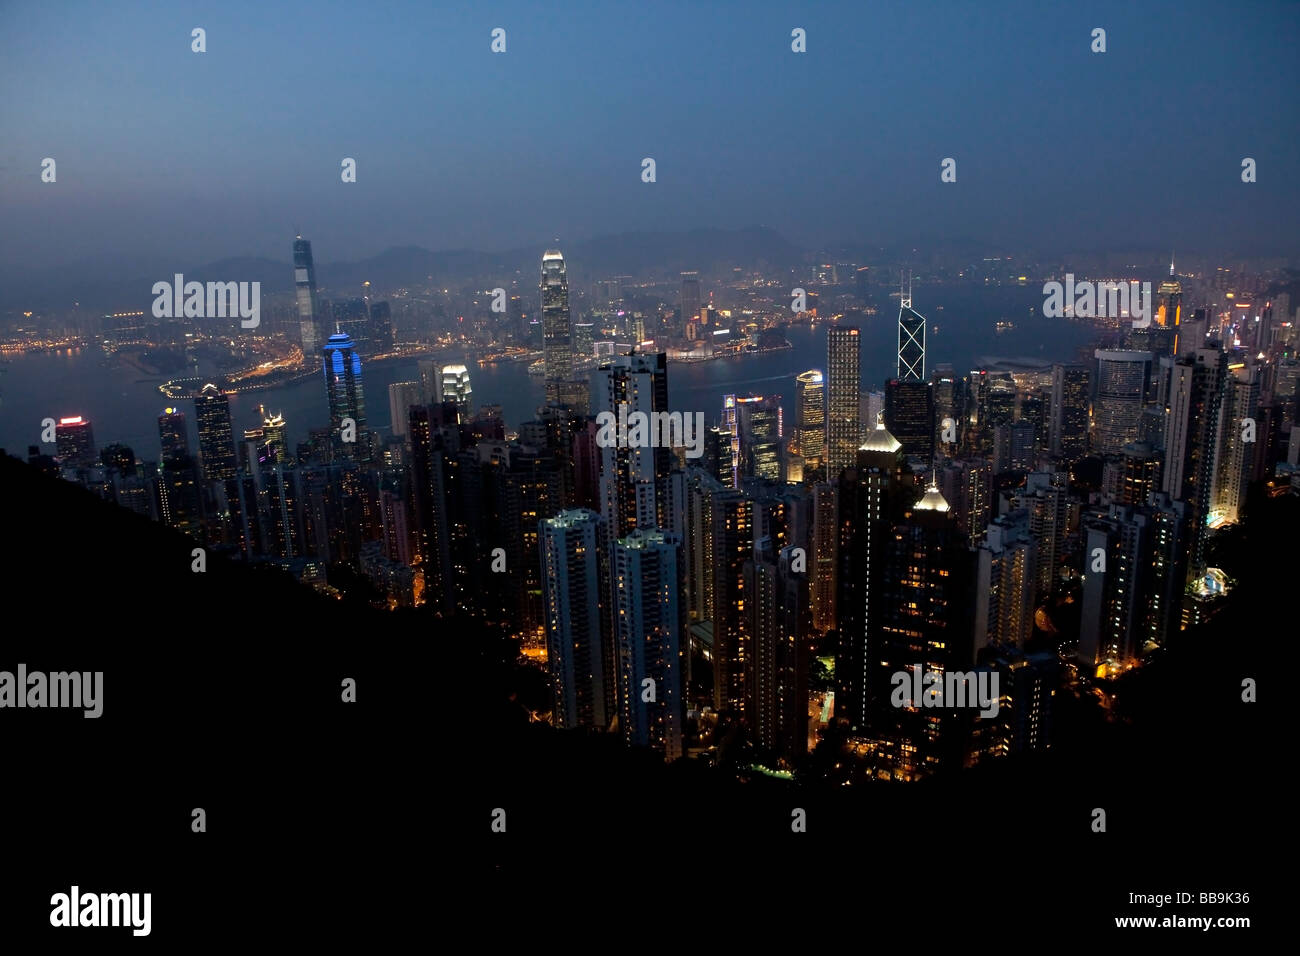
[1,0,1298,282]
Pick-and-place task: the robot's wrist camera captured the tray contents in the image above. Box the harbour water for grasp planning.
[0,284,1102,459]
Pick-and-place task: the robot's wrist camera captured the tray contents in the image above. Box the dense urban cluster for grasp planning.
[23,241,1300,784]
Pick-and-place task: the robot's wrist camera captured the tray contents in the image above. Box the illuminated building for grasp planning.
[439,364,473,413]
[1093,350,1154,455]
[322,332,367,458]
[541,250,574,406]
[540,509,608,730]
[157,408,189,462]
[614,528,685,761]
[54,416,95,466]
[826,326,861,475]
[795,369,826,468]
[1049,363,1090,461]
[294,235,322,356]
[194,384,237,481]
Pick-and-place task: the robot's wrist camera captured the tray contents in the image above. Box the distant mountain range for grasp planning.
[2,226,811,315]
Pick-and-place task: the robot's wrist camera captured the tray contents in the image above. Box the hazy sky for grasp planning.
[2,0,1298,280]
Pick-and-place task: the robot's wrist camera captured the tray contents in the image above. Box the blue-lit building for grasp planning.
[323,332,366,458]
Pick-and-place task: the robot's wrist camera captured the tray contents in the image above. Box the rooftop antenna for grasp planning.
[1170,251,1176,277]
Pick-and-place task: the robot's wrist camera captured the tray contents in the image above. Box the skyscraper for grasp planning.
[323,332,367,456]
[795,369,826,468]
[194,385,237,481]
[541,250,574,406]
[439,364,473,414]
[1093,350,1154,455]
[746,541,810,764]
[885,378,935,462]
[614,528,686,761]
[836,414,905,731]
[388,382,423,440]
[54,416,95,467]
[681,271,701,327]
[826,326,862,475]
[736,394,785,481]
[540,509,608,731]
[1157,256,1183,350]
[591,351,671,543]
[1162,344,1226,581]
[157,408,189,461]
[294,236,322,357]
[1050,363,1090,461]
[897,279,926,381]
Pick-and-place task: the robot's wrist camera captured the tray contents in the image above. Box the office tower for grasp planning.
[897,280,926,381]
[681,271,701,327]
[721,394,742,485]
[826,326,862,475]
[541,249,574,405]
[1212,362,1259,526]
[368,300,393,352]
[323,332,366,455]
[614,528,686,761]
[591,351,671,543]
[158,453,204,538]
[746,541,810,764]
[884,378,935,461]
[1050,363,1090,461]
[938,457,992,541]
[439,364,473,413]
[1114,442,1161,505]
[810,482,837,631]
[1162,344,1227,581]
[795,370,826,468]
[540,509,608,731]
[417,359,441,406]
[1093,350,1154,454]
[193,385,237,481]
[874,478,977,778]
[388,382,423,440]
[931,365,956,451]
[260,464,303,559]
[157,408,189,461]
[1019,391,1048,450]
[1157,258,1183,340]
[702,426,733,488]
[54,416,95,466]
[707,489,754,713]
[835,414,906,731]
[294,236,322,356]
[736,394,785,481]
[993,421,1036,473]
[260,410,287,465]
[974,510,1038,651]
[986,378,1017,428]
